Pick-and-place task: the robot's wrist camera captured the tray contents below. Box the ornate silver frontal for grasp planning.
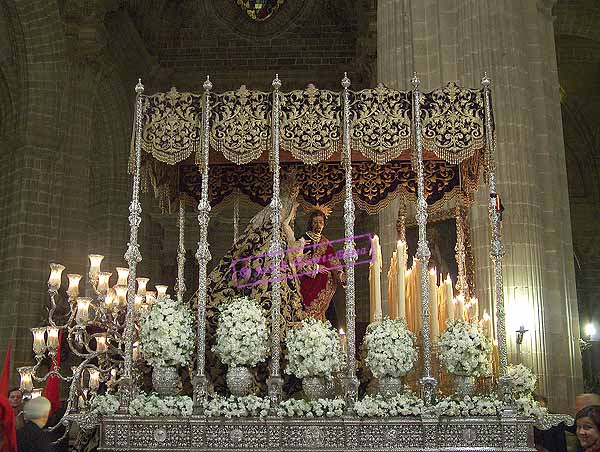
[99,415,534,451]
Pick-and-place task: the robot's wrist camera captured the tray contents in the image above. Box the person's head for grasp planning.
[576,405,600,448]
[307,210,326,234]
[576,393,600,413]
[533,393,548,408]
[7,388,22,412]
[23,396,51,428]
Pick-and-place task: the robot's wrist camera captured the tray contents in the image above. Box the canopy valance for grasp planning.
[134,80,492,213]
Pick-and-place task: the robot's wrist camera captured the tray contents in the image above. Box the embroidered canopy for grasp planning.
[133,81,493,214]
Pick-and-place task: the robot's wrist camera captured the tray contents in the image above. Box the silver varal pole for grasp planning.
[176,198,186,304]
[342,73,359,406]
[481,74,511,400]
[267,74,284,404]
[119,78,145,411]
[193,76,212,411]
[455,205,468,297]
[412,74,437,405]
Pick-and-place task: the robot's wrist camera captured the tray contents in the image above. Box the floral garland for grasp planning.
[88,393,120,415]
[128,393,193,417]
[212,296,269,367]
[433,394,503,417]
[285,319,345,379]
[364,318,416,378]
[140,296,195,367]
[506,364,536,396]
[203,395,271,418]
[353,392,423,417]
[277,398,346,417]
[438,320,492,377]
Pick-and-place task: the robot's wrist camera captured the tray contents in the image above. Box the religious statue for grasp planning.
[295,207,347,321]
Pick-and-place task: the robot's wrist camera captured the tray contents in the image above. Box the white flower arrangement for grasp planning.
[506,364,536,396]
[140,296,194,368]
[88,393,120,415]
[212,296,269,367]
[128,393,193,417]
[514,395,547,421]
[285,319,345,379]
[277,398,346,417]
[433,395,503,417]
[353,392,424,417]
[364,318,416,378]
[438,320,492,377]
[203,395,271,418]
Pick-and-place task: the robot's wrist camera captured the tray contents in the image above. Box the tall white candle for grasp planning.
[456,294,465,321]
[445,275,454,321]
[396,241,406,320]
[388,252,397,320]
[429,268,439,341]
[371,235,382,323]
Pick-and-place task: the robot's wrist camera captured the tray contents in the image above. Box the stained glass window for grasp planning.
[236,0,285,22]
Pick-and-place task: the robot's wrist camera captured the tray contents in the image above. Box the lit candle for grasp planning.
[48,263,65,290]
[76,297,91,325]
[396,241,406,320]
[155,285,168,301]
[456,294,465,321]
[387,252,397,320]
[97,272,112,293]
[136,277,149,296]
[114,285,128,306]
[88,254,104,278]
[95,335,107,353]
[88,369,100,392]
[339,328,348,354]
[18,367,33,392]
[445,275,454,321]
[483,310,493,341]
[67,274,82,298]
[104,288,115,309]
[132,341,140,361]
[470,297,479,321]
[116,267,129,287]
[46,326,60,353]
[429,268,439,342]
[369,235,382,323]
[31,328,46,356]
[134,295,143,311]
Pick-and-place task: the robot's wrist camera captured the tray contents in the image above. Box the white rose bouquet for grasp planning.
[212,296,269,367]
[285,319,345,379]
[88,393,119,415]
[438,320,492,377]
[277,398,346,417]
[128,393,193,416]
[364,318,416,378]
[506,364,536,396]
[353,392,424,417]
[140,296,194,367]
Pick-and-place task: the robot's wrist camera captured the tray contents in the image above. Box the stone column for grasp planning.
[377,0,582,412]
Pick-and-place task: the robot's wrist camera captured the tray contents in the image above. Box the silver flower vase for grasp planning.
[152,365,179,396]
[226,366,253,396]
[454,374,476,397]
[378,375,404,397]
[303,376,326,401]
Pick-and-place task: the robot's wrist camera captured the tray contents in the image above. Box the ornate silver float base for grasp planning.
[152,366,179,396]
[226,366,253,396]
[99,415,534,451]
[378,376,404,397]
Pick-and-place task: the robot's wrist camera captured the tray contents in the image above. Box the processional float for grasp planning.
[21,73,572,451]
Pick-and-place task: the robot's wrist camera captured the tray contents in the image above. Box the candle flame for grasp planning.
[339,328,345,336]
